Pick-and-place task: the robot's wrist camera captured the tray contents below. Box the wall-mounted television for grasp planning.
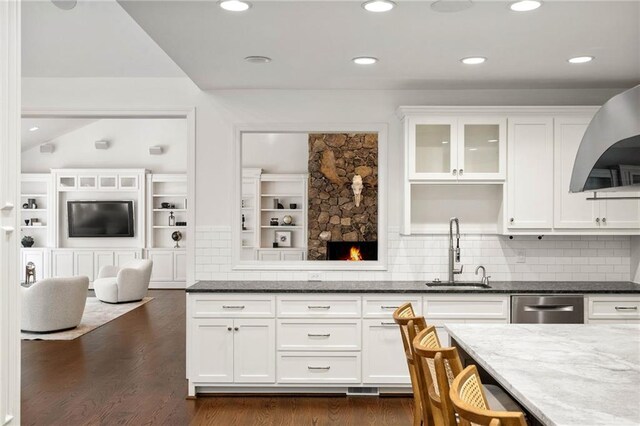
[68,201,134,238]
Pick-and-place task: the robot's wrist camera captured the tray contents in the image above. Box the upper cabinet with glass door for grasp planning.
[405,114,506,181]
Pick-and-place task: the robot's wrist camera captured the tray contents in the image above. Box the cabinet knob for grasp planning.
[452,169,457,175]
[234,327,239,331]
[459,169,464,175]
[227,326,232,331]
[595,217,600,223]
[602,217,607,223]
[510,218,514,223]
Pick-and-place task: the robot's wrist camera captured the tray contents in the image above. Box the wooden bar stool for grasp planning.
[413,326,523,426]
[412,325,462,426]
[393,303,432,426]
[450,365,527,426]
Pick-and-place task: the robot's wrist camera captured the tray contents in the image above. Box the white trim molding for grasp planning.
[0,1,21,423]
[232,123,388,271]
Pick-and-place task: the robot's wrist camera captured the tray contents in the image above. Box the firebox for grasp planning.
[326,241,378,261]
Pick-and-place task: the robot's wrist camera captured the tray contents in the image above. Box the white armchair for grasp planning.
[93,259,153,303]
[21,276,90,333]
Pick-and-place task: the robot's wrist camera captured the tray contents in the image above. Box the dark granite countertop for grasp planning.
[186,280,640,294]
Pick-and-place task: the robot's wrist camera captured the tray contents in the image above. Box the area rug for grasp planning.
[21,297,153,341]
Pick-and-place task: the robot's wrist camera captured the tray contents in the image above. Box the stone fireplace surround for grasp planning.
[307,133,378,261]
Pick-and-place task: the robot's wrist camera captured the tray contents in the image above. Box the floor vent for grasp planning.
[347,387,379,396]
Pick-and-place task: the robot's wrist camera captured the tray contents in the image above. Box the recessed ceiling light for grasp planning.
[29,126,39,132]
[469,148,478,151]
[488,139,498,143]
[362,0,395,12]
[461,57,486,65]
[353,57,378,65]
[219,0,251,12]
[51,0,77,10]
[441,141,449,144]
[510,1,542,12]
[431,0,474,13]
[244,56,271,64]
[568,56,594,64]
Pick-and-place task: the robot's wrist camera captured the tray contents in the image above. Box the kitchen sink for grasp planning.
[425,282,492,289]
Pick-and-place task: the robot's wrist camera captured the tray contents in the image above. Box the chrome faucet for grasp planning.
[448,217,463,283]
[475,265,491,285]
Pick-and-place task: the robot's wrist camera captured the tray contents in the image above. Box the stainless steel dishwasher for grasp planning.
[511,295,584,324]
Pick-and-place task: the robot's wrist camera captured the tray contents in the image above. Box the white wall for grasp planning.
[632,236,640,283]
[22,118,187,173]
[242,133,308,174]
[22,78,637,282]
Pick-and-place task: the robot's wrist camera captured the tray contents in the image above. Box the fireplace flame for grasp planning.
[346,246,363,261]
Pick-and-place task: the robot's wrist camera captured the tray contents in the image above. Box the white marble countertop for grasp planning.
[445,324,640,426]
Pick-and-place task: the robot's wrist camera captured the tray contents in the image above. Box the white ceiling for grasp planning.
[21,118,98,152]
[22,0,184,78]
[117,0,640,90]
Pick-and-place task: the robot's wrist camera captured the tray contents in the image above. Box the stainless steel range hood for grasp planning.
[570,85,640,193]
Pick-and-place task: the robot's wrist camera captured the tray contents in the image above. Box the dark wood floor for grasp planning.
[22,290,413,425]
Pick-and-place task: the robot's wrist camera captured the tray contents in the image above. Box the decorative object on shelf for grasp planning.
[176,221,187,226]
[352,174,364,207]
[27,198,37,209]
[270,218,279,226]
[25,262,36,284]
[21,236,35,248]
[184,198,188,210]
[171,230,182,248]
[30,218,41,226]
[168,211,176,226]
[22,202,29,209]
[275,231,292,247]
[273,198,284,209]
[241,199,246,208]
[282,215,293,225]
[272,242,279,248]
[161,202,171,209]
[24,220,30,226]
[242,214,247,230]
[289,203,297,209]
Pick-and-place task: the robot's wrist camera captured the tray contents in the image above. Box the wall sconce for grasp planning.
[39,143,55,154]
[94,140,110,150]
[352,174,363,207]
[149,145,164,155]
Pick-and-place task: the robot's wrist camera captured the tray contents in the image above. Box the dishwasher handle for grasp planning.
[523,304,575,312]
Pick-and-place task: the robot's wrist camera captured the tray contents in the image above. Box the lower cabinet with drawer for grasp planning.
[186,292,511,396]
[586,295,640,324]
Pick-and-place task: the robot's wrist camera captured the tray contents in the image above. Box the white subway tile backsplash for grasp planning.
[193,226,633,282]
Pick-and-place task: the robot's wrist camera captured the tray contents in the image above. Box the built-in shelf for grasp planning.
[153,208,187,212]
[21,209,47,212]
[260,225,302,229]
[21,226,48,229]
[261,194,303,197]
[242,229,254,233]
[152,225,187,229]
[153,193,187,197]
[261,208,302,212]
[21,193,47,197]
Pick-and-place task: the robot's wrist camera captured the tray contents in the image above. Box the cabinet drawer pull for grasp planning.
[222,305,245,309]
[595,217,600,223]
[380,305,400,309]
[307,366,331,370]
[380,322,396,326]
[307,305,331,309]
[614,306,638,311]
[307,333,331,338]
[459,169,464,175]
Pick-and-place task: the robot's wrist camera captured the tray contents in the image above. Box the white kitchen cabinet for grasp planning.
[174,251,187,281]
[191,319,235,383]
[362,320,409,384]
[257,249,305,261]
[147,250,174,282]
[554,117,599,229]
[597,195,640,230]
[587,295,640,323]
[21,248,48,282]
[507,117,554,229]
[73,251,94,281]
[277,352,361,384]
[115,250,138,266]
[51,250,74,277]
[233,319,276,383]
[405,114,506,181]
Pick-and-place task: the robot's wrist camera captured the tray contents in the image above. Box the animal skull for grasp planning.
[352,174,364,207]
